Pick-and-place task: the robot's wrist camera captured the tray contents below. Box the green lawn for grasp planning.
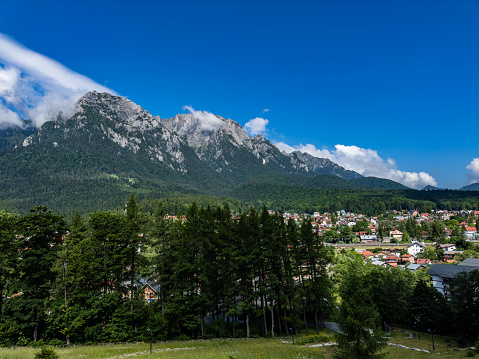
[0,333,475,359]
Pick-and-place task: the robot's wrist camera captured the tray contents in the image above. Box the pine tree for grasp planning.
[334,264,387,359]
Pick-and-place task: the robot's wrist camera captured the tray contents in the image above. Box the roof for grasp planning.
[416,259,431,264]
[439,243,455,249]
[360,250,374,257]
[458,258,479,267]
[408,263,425,271]
[408,241,425,248]
[427,263,479,279]
[385,255,400,261]
[465,227,477,232]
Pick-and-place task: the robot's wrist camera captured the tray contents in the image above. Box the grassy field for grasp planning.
[0,331,475,359]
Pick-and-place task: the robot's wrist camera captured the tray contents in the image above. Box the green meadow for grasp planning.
[0,330,474,359]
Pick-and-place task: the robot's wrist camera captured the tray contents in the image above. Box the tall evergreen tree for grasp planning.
[334,264,387,359]
[10,207,66,342]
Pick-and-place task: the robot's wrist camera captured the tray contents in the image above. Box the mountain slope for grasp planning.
[0,91,409,214]
[160,113,309,183]
[289,151,362,180]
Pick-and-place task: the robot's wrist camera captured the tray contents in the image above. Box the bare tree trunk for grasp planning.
[271,303,275,338]
[276,306,282,336]
[63,253,70,345]
[303,302,309,333]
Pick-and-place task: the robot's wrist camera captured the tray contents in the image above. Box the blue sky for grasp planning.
[0,0,478,189]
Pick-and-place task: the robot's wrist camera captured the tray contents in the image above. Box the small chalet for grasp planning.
[390,230,403,241]
[443,251,458,263]
[439,243,457,252]
[401,254,414,264]
[465,226,477,240]
[359,235,377,243]
[360,250,374,260]
[384,255,400,267]
[416,258,431,265]
[407,263,426,272]
[407,241,425,257]
[390,248,402,257]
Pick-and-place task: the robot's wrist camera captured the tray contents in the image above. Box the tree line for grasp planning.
[0,198,478,352]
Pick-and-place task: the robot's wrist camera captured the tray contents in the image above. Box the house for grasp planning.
[427,259,479,299]
[407,241,425,256]
[390,230,403,241]
[360,250,374,260]
[384,255,400,267]
[359,235,377,243]
[141,282,159,302]
[457,258,479,267]
[439,243,457,252]
[407,263,426,272]
[416,258,431,265]
[390,248,402,257]
[401,254,415,264]
[465,226,477,240]
[443,251,458,262]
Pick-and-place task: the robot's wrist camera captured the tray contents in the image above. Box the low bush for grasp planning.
[34,346,59,359]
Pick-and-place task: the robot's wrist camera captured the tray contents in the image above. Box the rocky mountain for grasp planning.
[0,91,409,214]
[160,112,308,183]
[289,151,362,180]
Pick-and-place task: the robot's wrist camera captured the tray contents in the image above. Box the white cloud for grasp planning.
[261,109,269,113]
[466,158,479,184]
[275,142,437,189]
[0,33,115,128]
[244,117,269,136]
[182,105,223,131]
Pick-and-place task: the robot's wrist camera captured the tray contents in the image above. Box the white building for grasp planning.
[407,241,425,256]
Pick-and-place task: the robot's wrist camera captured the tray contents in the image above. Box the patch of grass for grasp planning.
[0,339,326,359]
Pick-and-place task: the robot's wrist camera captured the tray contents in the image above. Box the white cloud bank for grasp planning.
[466,158,479,184]
[244,117,269,136]
[182,105,223,131]
[0,33,115,128]
[275,142,437,189]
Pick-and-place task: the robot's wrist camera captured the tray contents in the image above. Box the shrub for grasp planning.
[475,338,479,354]
[34,346,59,359]
[48,338,64,346]
[298,333,331,345]
[466,350,476,357]
[174,334,190,341]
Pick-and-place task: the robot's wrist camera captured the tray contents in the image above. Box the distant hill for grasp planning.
[459,183,479,191]
[350,177,408,190]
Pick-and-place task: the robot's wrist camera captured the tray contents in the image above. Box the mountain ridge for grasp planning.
[0,91,413,214]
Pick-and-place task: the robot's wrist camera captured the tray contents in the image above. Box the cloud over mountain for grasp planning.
[0,33,115,128]
[275,142,437,189]
[182,105,223,131]
[244,117,269,136]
